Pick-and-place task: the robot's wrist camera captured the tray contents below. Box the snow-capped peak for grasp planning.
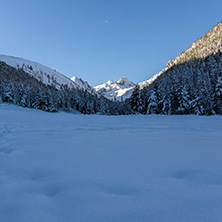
[107,80,115,85]
[116,77,131,85]
[94,77,135,101]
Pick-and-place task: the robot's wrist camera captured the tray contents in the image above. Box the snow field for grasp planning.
[0,104,222,222]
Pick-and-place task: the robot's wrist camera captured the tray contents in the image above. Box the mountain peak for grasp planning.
[116,77,130,85]
[107,80,115,85]
[94,77,135,101]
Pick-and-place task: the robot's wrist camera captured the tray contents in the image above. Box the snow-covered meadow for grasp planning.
[0,104,222,222]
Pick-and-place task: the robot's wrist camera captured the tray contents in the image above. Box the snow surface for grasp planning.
[94,77,135,101]
[1,104,222,222]
[0,54,97,95]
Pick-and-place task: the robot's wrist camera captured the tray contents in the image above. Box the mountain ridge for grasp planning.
[133,21,222,91]
[128,21,222,115]
[94,77,135,101]
[0,54,98,96]
[167,21,222,68]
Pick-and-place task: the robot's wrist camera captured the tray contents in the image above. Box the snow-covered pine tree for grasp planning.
[176,86,191,114]
[214,76,222,114]
[130,84,141,114]
[147,88,158,114]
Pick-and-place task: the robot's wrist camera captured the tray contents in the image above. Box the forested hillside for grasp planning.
[0,61,128,114]
[129,51,222,115]
[128,22,222,115]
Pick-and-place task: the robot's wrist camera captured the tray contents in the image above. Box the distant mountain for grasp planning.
[0,54,98,96]
[70,76,97,96]
[128,21,222,115]
[94,77,135,101]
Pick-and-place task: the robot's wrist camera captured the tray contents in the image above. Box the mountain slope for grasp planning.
[0,60,128,114]
[0,54,98,96]
[167,21,222,68]
[70,76,97,96]
[94,77,135,101]
[128,21,222,115]
[136,68,168,89]
[136,21,222,91]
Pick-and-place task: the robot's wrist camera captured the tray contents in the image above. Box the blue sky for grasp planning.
[0,0,222,86]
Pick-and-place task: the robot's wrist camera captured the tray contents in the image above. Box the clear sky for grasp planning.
[0,0,222,86]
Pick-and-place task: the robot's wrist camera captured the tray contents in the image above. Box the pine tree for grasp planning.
[147,89,158,114]
[130,84,140,113]
[214,76,222,114]
[176,86,191,114]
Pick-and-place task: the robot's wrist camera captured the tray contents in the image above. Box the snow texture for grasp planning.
[94,77,135,101]
[1,103,222,222]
